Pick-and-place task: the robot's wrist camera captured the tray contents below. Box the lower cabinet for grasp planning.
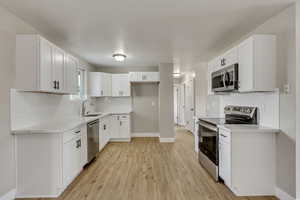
[110,114,131,141]
[218,127,276,196]
[15,125,87,198]
[62,129,82,187]
[99,116,111,151]
[219,129,231,188]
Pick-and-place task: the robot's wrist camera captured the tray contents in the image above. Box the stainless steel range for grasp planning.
[198,105,257,181]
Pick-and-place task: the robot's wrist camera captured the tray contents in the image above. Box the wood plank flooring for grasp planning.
[19,127,277,200]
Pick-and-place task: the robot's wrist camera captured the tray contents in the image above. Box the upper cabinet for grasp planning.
[112,74,131,97]
[207,34,276,94]
[88,73,130,97]
[129,72,160,82]
[64,55,79,94]
[16,34,78,94]
[238,35,276,92]
[88,72,112,97]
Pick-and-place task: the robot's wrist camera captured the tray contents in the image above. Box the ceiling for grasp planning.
[0,0,295,72]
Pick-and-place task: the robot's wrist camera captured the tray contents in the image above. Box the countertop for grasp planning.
[218,124,279,133]
[11,111,132,135]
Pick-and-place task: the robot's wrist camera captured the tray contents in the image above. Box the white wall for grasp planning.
[159,63,174,139]
[95,97,132,113]
[295,2,300,199]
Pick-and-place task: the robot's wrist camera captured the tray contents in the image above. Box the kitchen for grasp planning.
[0,1,299,200]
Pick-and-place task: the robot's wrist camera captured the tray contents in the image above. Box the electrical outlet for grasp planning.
[284,84,290,94]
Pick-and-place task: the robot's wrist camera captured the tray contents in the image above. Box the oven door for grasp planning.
[198,121,218,165]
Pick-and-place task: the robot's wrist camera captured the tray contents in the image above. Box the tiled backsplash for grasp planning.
[10,89,82,130]
[219,90,280,128]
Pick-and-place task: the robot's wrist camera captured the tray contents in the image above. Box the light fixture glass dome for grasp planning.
[112,53,126,62]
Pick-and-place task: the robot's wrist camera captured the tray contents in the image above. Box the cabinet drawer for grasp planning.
[63,128,81,143]
[219,128,231,143]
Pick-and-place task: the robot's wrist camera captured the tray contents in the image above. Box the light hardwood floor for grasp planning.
[19,127,277,200]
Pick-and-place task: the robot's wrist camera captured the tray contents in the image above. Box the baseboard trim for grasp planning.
[0,189,16,200]
[109,138,131,142]
[131,133,159,137]
[159,137,175,143]
[275,187,295,200]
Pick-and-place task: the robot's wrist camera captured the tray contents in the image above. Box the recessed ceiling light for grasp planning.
[112,53,126,62]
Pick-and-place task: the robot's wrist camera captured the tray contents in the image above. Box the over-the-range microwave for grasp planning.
[211,63,239,92]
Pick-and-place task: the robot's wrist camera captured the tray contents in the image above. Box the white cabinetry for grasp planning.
[110,115,131,141]
[218,128,231,188]
[88,72,112,97]
[238,35,276,92]
[16,34,78,94]
[112,74,131,97]
[218,126,276,196]
[99,116,111,151]
[221,47,238,68]
[64,54,78,94]
[129,72,160,82]
[62,129,82,187]
[15,126,86,198]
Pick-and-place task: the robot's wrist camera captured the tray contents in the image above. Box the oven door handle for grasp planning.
[199,121,218,132]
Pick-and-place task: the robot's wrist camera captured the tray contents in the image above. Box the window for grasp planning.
[77,68,86,100]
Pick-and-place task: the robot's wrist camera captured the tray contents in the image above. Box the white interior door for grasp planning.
[179,84,185,126]
[174,85,179,124]
[184,79,195,132]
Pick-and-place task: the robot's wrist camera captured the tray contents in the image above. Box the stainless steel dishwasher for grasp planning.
[87,119,99,163]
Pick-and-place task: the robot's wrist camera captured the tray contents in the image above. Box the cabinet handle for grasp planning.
[75,130,81,134]
[120,121,122,126]
[220,134,227,138]
[76,139,81,148]
[57,81,60,90]
[53,81,57,89]
[103,124,106,130]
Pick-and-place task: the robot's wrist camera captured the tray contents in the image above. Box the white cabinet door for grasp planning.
[52,46,65,92]
[112,74,130,97]
[129,72,139,82]
[219,129,231,188]
[119,115,130,138]
[103,73,112,96]
[63,134,81,187]
[103,117,111,145]
[88,72,101,97]
[39,38,54,92]
[64,55,78,94]
[238,37,254,92]
[223,47,238,67]
[110,115,120,138]
[140,72,160,82]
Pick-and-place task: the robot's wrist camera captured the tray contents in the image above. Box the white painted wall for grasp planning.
[159,63,174,139]
[95,97,132,113]
[295,2,300,199]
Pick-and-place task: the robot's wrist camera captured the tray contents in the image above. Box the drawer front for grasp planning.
[63,128,81,143]
[219,128,231,143]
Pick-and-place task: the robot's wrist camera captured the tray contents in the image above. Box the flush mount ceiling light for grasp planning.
[173,73,181,78]
[112,53,126,62]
